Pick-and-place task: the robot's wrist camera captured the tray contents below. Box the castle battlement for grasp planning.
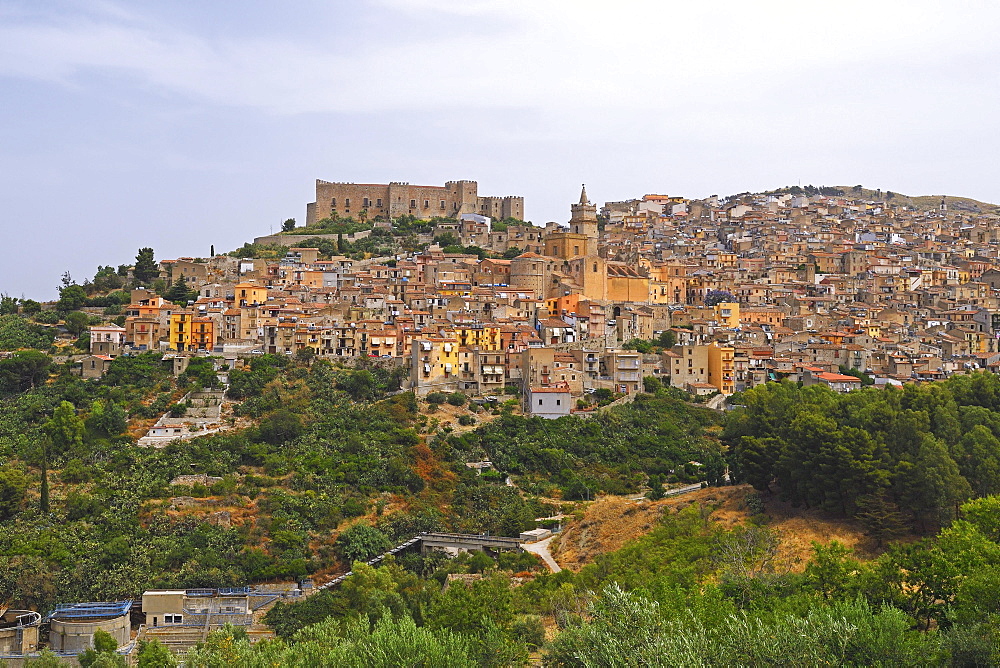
[307,179,523,225]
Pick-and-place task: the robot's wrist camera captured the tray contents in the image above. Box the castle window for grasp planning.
[440,200,446,209]
[363,197,369,207]
[376,198,382,207]
[331,198,336,207]
[410,199,416,208]
[345,198,350,207]
[424,200,429,208]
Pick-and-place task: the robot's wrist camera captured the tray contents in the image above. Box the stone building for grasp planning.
[306,180,523,225]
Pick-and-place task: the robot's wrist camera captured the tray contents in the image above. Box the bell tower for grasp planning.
[569,184,599,255]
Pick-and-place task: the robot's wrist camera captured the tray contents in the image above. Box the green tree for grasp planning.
[433,232,460,247]
[338,369,377,402]
[136,639,177,668]
[45,401,85,460]
[804,541,861,601]
[855,490,907,547]
[0,294,18,315]
[426,575,515,636]
[258,409,304,445]
[78,629,125,667]
[164,276,195,305]
[656,330,677,348]
[134,247,158,284]
[56,284,87,312]
[86,399,128,438]
[64,310,90,337]
[0,350,51,392]
[900,434,972,531]
[0,465,28,520]
[953,425,1000,496]
[24,650,69,667]
[336,523,391,562]
[960,495,1000,541]
[281,218,296,232]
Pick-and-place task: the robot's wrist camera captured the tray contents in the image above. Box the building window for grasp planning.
[424,200,430,208]
[330,198,336,207]
[556,399,561,405]
[345,198,350,208]
[440,199,446,209]
[410,199,416,208]
[363,197,369,207]
[164,614,183,624]
[538,399,543,405]
[376,198,382,207]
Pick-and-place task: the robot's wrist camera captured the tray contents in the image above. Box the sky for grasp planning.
[3,0,1000,299]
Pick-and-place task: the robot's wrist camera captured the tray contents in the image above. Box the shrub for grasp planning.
[446,392,467,406]
[335,523,391,562]
[60,459,91,484]
[426,392,448,404]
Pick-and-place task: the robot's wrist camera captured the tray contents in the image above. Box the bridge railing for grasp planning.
[315,531,521,591]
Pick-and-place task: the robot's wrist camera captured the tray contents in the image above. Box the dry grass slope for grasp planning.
[552,485,878,573]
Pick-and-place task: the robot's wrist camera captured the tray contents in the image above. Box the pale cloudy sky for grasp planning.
[3,0,1000,298]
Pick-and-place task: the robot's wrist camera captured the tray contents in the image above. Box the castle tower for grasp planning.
[569,184,599,256]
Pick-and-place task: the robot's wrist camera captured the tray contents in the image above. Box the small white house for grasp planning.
[526,385,571,419]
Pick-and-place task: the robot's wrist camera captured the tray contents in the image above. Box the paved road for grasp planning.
[521,536,562,573]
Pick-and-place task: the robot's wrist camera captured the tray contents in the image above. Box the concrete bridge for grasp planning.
[418,532,522,553]
[316,532,522,591]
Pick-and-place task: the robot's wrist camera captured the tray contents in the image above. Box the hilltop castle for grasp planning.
[306,179,524,224]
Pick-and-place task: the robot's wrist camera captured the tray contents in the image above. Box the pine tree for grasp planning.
[134,247,158,284]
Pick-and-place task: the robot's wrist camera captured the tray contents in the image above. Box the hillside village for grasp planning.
[78,180,1000,414]
[8,180,1000,664]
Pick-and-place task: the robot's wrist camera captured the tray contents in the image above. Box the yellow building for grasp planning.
[234,282,268,307]
[190,317,215,351]
[606,264,650,303]
[456,326,501,351]
[713,302,740,328]
[707,343,736,395]
[169,310,194,351]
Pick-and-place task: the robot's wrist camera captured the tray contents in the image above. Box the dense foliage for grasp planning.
[180,497,1000,666]
[725,376,1000,534]
[9,323,1000,665]
[0,314,56,351]
[463,391,725,497]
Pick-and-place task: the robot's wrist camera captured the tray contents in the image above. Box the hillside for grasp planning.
[552,485,878,574]
[763,184,1000,214]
